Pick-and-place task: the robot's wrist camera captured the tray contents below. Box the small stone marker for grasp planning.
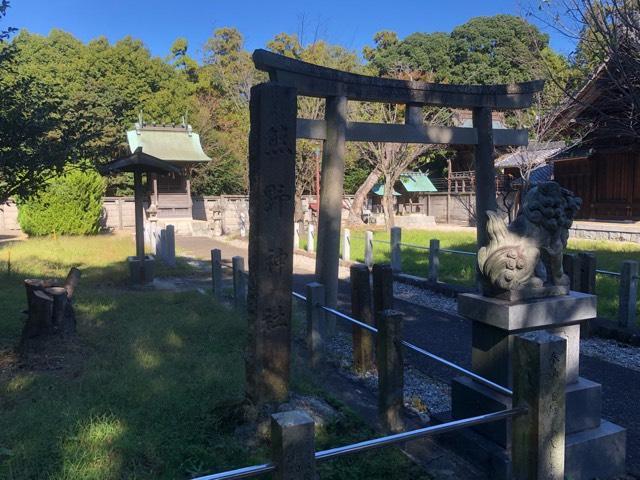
[350,264,374,372]
[342,228,350,261]
[428,238,440,283]
[376,309,404,433]
[512,331,566,480]
[271,410,316,480]
[562,253,580,291]
[211,249,222,301]
[619,260,639,328]
[293,222,300,249]
[232,256,246,308]
[306,224,315,253]
[372,263,394,318]
[165,225,176,267]
[364,230,374,267]
[579,252,596,294]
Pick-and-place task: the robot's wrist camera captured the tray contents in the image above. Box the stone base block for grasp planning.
[452,376,603,447]
[565,420,626,480]
[437,411,626,480]
[128,255,155,284]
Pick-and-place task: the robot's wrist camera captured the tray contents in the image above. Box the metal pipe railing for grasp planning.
[399,242,430,251]
[318,303,512,396]
[315,407,525,462]
[193,408,525,480]
[292,291,307,301]
[439,248,476,256]
[596,269,620,277]
[192,462,275,480]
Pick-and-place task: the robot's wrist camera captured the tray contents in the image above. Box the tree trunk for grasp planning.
[348,168,381,225]
[382,176,397,229]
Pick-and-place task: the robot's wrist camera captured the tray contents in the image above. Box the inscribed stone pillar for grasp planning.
[246,82,297,404]
[473,107,496,253]
[315,95,347,320]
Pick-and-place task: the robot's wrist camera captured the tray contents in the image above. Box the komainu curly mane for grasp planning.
[478,182,582,298]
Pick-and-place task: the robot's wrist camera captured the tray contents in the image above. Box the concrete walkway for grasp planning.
[176,234,640,476]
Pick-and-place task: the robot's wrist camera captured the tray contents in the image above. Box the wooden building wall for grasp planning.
[555,151,640,220]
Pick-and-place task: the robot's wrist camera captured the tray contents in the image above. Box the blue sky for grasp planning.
[5,0,574,60]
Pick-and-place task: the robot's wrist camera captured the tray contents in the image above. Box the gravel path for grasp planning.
[324,329,451,419]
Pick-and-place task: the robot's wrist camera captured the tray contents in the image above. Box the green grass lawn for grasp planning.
[346,228,640,322]
[0,234,429,479]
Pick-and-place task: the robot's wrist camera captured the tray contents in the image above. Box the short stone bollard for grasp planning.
[271,410,316,480]
[376,309,404,433]
[373,263,394,317]
[342,228,351,261]
[512,331,566,480]
[158,229,166,260]
[306,282,326,369]
[578,252,596,294]
[294,222,301,249]
[390,227,402,272]
[350,264,374,373]
[562,253,581,291]
[619,260,639,328]
[211,249,223,301]
[306,224,315,253]
[165,225,176,267]
[364,230,374,267]
[232,256,246,309]
[428,239,440,283]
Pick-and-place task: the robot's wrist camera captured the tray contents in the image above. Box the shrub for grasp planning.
[18,167,106,236]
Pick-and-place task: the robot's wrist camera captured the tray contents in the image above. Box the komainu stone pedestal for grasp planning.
[451,292,626,480]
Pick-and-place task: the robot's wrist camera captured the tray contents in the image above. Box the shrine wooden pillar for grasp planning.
[473,107,497,252]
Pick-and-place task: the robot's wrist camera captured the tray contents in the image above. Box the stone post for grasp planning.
[158,228,166,261]
[473,107,497,254]
[512,331,567,480]
[562,253,581,291]
[306,282,326,369]
[350,264,374,373]
[342,228,350,261]
[315,95,348,310]
[306,223,315,253]
[376,309,404,433]
[271,411,316,480]
[373,263,394,319]
[619,260,639,328]
[232,256,246,309]
[428,239,440,283]
[293,222,300,249]
[211,249,223,301]
[390,227,402,273]
[165,225,176,267]
[579,252,596,294]
[246,82,296,404]
[364,230,374,267]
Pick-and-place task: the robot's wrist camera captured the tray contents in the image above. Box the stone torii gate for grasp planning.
[246,48,544,403]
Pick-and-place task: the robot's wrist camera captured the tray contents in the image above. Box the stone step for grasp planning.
[566,420,626,480]
[452,375,602,447]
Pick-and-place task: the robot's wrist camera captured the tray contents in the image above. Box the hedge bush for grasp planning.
[18,168,106,236]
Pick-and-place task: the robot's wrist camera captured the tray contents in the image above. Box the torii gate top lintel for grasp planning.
[253,48,544,110]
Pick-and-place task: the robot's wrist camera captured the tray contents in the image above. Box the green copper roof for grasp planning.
[371,172,437,196]
[127,125,211,163]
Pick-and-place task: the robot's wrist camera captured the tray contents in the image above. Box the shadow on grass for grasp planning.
[0,254,257,480]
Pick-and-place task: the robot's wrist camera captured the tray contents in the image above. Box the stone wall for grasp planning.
[0,200,19,230]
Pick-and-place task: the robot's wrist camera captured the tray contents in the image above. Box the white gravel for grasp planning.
[324,330,451,418]
[394,281,640,373]
[393,282,457,313]
[580,337,640,372]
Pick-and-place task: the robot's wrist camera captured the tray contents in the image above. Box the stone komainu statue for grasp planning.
[478,181,582,298]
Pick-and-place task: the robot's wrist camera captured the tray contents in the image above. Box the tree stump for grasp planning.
[21,268,80,343]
